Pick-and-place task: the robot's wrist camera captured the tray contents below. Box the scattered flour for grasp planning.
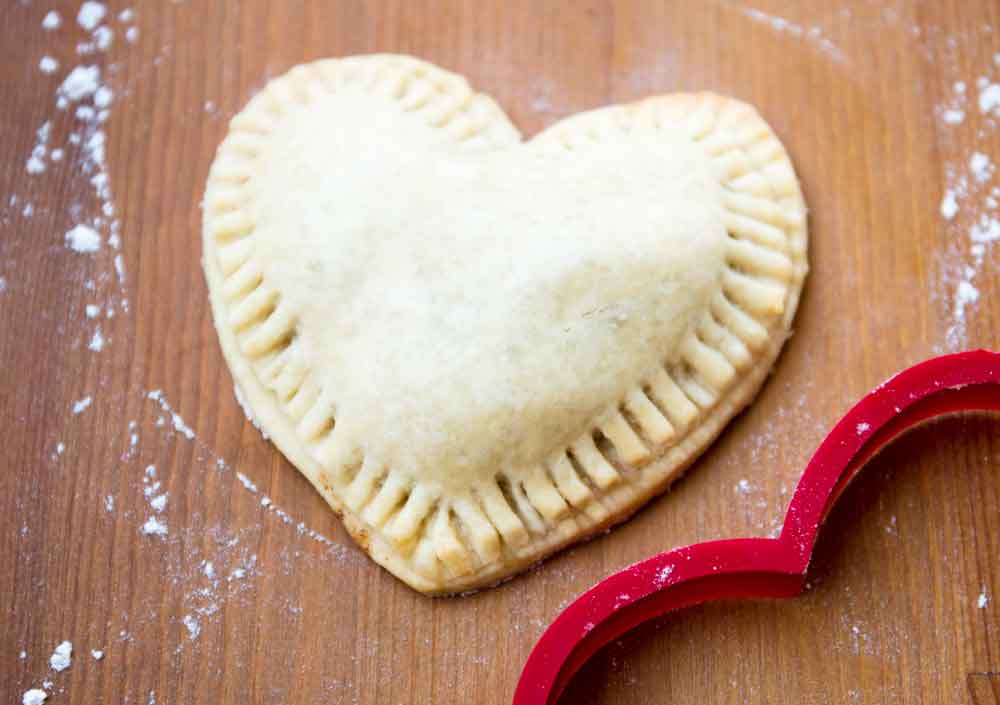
[72,396,92,414]
[125,26,139,43]
[88,326,104,352]
[59,65,101,101]
[736,478,751,494]
[938,81,967,126]
[936,50,1000,350]
[85,304,100,318]
[971,213,1000,243]
[104,494,114,512]
[49,641,72,672]
[182,614,201,640]
[739,6,846,63]
[25,121,51,175]
[77,2,107,31]
[91,649,104,660]
[941,108,965,125]
[94,86,113,109]
[940,190,959,220]
[150,493,168,512]
[980,81,1000,116]
[147,390,196,440]
[39,56,59,74]
[978,589,990,609]
[236,472,258,493]
[653,564,675,587]
[42,11,62,30]
[970,152,995,183]
[93,26,113,51]
[65,224,101,253]
[141,516,168,537]
[855,422,871,434]
[22,689,47,705]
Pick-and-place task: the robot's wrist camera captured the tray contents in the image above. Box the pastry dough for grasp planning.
[202,55,808,594]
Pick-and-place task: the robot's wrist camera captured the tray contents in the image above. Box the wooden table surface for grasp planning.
[3,1,999,703]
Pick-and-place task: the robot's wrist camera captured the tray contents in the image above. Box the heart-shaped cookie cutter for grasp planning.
[514,349,1000,705]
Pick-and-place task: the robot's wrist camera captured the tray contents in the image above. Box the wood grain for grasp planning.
[1,1,998,704]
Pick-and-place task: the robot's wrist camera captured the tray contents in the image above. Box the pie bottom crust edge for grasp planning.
[202,55,808,595]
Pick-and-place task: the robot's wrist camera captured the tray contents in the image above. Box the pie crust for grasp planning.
[202,55,808,594]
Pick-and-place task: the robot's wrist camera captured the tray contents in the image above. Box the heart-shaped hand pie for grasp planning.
[202,55,808,594]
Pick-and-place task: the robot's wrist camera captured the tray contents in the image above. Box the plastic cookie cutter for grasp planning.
[514,349,1000,705]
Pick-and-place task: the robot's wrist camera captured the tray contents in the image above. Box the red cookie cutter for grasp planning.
[514,349,1000,705]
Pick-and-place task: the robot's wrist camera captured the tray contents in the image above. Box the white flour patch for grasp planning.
[91,649,104,660]
[65,224,101,253]
[971,212,1000,243]
[49,641,72,672]
[739,6,846,63]
[88,326,104,351]
[140,516,168,537]
[970,152,995,183]
[77,2,107,31]
[22,689,48,705]
[25,121,51,175]
[236,471,258,493]
[940,190,959,220]
[93,26,113,52]
[94,85,113,109]
[978,589,989,609]
[938,80,967,126]
[42,11,62,30]
[72,396,92,414]
[59,65,101,101]
[104,494,114,512]
[855,422,871,434]
[980,81,1000,116]
[941,108,965,125]
[39,56,59,74]
[182,614,201,640]
[150,493,168,512]
[653,564,675,587]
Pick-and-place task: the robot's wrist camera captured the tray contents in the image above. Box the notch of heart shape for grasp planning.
[513,349,1000,705]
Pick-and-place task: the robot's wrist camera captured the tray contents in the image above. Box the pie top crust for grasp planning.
[203,54,808,594]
